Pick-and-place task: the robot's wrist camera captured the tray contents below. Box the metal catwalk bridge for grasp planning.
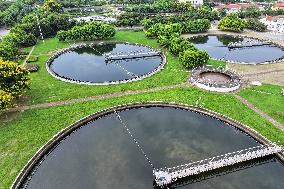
[154,143,283,187]
[105,50,160,62]
[227,41,274,49]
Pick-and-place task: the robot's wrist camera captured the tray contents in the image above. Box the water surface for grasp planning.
[189,35,284,63]
[49,43,163,83]
[21,106,284,189]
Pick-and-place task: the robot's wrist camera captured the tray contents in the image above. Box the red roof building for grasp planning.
[214,3,257,12]
[273,2,284,10]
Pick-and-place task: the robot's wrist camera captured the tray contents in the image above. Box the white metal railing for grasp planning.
[154,143,283,187]
[105,50,160,61]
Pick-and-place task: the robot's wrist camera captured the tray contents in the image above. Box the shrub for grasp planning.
[169,36,196,56]
[0,41,18,61]
[182,19,211,33]
[57,21,115,41]
[145,23,182,38]
[246,18,267,32]
[218,16,247,32]
[179,50,209,69]
[26,55,39,63]
[0,59,30,96]
[0,89,13,111]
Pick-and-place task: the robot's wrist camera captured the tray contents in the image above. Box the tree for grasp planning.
[169,36,196,56]
[179,50,209,69]
[218,16,247,32]
[41,0,63,13]
[57,21,115,41]
[182,19,211,33]
[246,18,267,32]
[0,41,18,61]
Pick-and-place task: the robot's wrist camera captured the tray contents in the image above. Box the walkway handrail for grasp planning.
[154,143,283,187]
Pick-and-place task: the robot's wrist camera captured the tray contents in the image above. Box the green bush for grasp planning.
[218,16,247,32]
[0,89,13,112]
[179,50,209,69]
[0,41,18,61]
[246,18,267,32]
[169,36,197,56]
[26,55,39,63]
[182,19,211,33]
[57,21,115,41]
[0,59,30,96]
[145,23,182,38]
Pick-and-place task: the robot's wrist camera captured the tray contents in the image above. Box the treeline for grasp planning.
[58,0,107,8]
[109,0,155,4]
[57,21,115,41]
[145,19,210,37]
[0,0,43,27]
[125,0,194,13]
[0,0,76,61]
[115,7,219,27]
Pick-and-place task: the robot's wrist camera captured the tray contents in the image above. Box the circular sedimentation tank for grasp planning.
[47,42,165,85]
[14,103,284,189]
[188,34,284,64]
[190,67,241,92]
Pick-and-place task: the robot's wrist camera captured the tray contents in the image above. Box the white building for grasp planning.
[177,0,203,7]
[260,16,284,33]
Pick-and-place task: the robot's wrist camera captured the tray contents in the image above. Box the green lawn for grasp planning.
[23,31,188,104]
[22,30,225,105]
[239,84,284,125]
[1,86,283,189]
[1,30,282,189]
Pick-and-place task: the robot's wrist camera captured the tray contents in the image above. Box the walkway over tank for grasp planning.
[105,50,161,62]
[154,143,283,187]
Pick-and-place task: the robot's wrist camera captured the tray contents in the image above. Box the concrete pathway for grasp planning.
[9,83,189,112]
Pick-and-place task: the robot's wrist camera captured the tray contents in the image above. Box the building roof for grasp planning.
[274,2,284,7]
[214,3,256,9]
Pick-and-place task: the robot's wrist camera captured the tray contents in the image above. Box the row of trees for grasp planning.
[57,21,115,41]
[0,0,77,61]
[0,0,40,27]
[144,19,210,37]
[145,23,209,69]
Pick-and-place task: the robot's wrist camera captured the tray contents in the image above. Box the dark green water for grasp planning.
[21,106,284,189]
[188,35,284,63]
[49,43,163,83]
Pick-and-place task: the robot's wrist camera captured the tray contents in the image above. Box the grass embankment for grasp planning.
[239,84,284,125]
[21,30,225,105]
[1,86,283,189]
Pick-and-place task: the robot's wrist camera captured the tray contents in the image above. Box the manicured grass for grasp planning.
[239,84,284,125]
[22,30,227,105]
[1,86,283,189]
[207,59,227,68]
[23,31,189,104]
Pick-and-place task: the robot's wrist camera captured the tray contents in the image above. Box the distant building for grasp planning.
[260,15,284,33]
[213,3,257,13]
[177,0,203,7]
[74,16,116,23]
[272,2,284,10]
